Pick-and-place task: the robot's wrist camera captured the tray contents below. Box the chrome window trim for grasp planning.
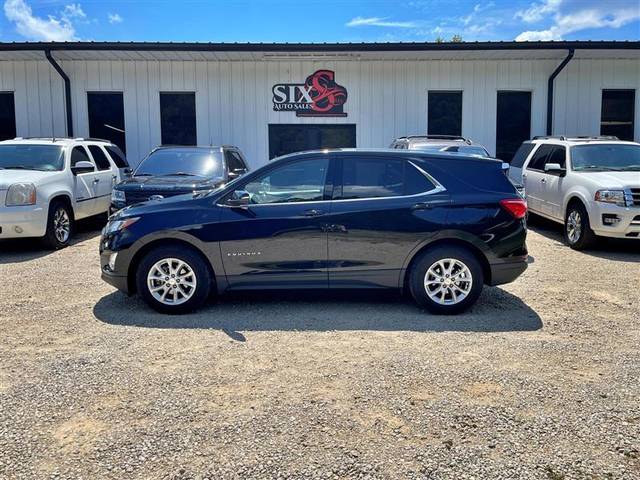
[217,160,446,207]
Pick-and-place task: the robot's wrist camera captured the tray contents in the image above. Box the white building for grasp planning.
[0,41,638,168]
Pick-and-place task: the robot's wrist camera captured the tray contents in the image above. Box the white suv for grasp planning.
[509,136,640,249]
[0,138,128,249]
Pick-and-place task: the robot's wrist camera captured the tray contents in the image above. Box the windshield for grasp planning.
[134,148,224,178]
[571,144,640,172]
[0,145,64,171]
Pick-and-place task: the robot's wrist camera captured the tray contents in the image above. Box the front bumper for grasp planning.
[100,236,132,294]
[590,202,640,239]
[0,204,47,239]
[488,257,528,286]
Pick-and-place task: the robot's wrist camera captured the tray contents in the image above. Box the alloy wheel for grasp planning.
[424,258,473,305]
[147,258,197,306]
[566,210,582,244]
[53,208,71,243]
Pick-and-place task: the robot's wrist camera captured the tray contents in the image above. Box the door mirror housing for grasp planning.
[544,163,566,175]
[71,161,95,175]
[123,167,133,176]
[226,190,250,207]
[227,168,247,180]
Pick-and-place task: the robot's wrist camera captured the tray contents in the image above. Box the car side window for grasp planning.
[226,151,247,173]
[511,143,535,168]
[240,158,329,204]
[526,144,554,171]
[88,145,112,171]
[546,146,566,168]
[405,162,437,195]
[105,146,129,168]
[70,146,95,170]
[338,158,405,200]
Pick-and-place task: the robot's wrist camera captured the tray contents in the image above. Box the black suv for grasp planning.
[110,145,249,212]
[100,149,528,315]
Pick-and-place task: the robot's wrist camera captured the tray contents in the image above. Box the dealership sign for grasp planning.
[272,70,348,117]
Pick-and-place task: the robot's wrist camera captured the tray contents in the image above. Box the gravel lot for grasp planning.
[1,217,639,480]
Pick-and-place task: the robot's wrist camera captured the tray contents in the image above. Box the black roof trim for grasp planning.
[0,40,638,53]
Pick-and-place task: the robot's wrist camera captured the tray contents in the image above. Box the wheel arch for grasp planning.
[401,236,492,290]
[563,190,590,219]
[48,193,75,221]
[126,237,217,295]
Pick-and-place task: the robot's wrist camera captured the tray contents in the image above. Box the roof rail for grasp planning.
[566,135,619,141]
[404,134,472,144]
[77,137,113,143]
[532,135,567,140]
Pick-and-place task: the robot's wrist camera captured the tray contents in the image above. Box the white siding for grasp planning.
[0,56,638,167]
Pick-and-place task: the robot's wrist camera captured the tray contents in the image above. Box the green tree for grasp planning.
[451,34,463,43]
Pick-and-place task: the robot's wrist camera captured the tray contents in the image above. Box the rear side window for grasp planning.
[70,146,94,169]
[340,158,404,199]
[105,145,129,168]
[526,144,554,171]
[510,143,535,168]
[88,145,112,171]
[338,158,436,200]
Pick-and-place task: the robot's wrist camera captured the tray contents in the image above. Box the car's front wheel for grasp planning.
[564,203,596,250]
[41,200,73,249]
[409,246,484,315]
[136,246,212,314]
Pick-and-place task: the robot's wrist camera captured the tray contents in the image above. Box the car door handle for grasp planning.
[412,202,433,210]
[93,178,100,183]
[304,209,324,217]
[540,178,546,183]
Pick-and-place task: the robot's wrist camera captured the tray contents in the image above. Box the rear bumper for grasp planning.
[488,258,528,286]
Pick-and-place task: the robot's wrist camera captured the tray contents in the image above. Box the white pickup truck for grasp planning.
[0,138,129,249]
[508,136,640,249]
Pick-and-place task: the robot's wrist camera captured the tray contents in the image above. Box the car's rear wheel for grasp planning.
[136,246,211,314]
[564,203,596,250]
[41,200,73,249]
[409,246,484,315]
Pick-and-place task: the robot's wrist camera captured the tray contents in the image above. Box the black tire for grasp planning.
[564,202,596,250]
[409,246,484,315]
[41,200,73,250]
[136,245,212,314]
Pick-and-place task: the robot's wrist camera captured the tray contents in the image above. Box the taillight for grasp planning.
[500,198,527,219]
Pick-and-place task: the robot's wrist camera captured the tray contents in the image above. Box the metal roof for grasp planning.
[0,40,638,62]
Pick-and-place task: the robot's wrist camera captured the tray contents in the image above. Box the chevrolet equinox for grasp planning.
[100,149,528,315]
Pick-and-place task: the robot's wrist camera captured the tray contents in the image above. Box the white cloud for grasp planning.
[62,3,85,20]
[515,0,640,41]
[515,0,561,23]
[3,0,81,41]
[346,16,417,28]
[108,12,122,24]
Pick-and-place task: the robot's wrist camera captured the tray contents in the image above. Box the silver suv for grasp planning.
[390,135,491,157]
[508,136,640,249]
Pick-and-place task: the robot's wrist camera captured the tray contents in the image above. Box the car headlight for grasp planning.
[105,217,140,234]
[594,190,626,207]
[6,183,36,206]
[111,189,125,203]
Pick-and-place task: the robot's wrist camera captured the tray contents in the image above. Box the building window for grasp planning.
[87,92,126,154]
[601,89,635,141]
[0,92,16,141]
[160,92,197,146]
[428,91,462,136]
[496,91,531,162]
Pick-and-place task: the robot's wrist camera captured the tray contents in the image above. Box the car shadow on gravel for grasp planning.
[527,214,639,263]
[94,286,542,339]
[0,217,104,264]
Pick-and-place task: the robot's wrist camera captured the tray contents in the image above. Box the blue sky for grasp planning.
[0,0,638,43]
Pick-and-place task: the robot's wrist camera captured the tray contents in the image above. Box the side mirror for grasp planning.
[71,161,95,175]
[544,163,566,175]
[123,168,133,176]
[228,168,247,180]
[226,190,250,207]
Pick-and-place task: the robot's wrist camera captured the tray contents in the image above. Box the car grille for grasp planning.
[627,188,640,207]
[124,190,186,206]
